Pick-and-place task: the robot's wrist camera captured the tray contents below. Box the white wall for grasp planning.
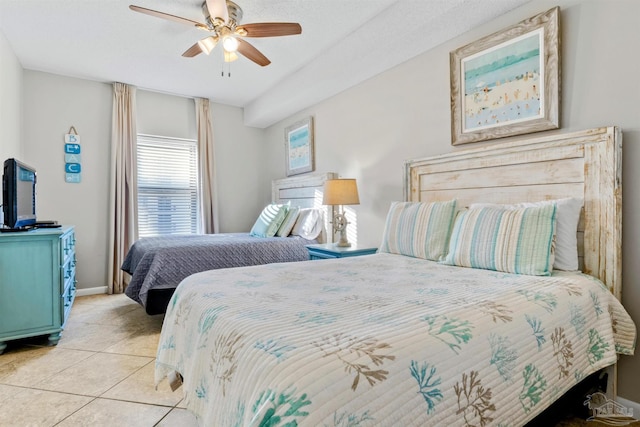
[22,71,112,290]
[209,102,269,232]
[263,0,640,402]
[0,30,23,180]
[137,90,196,140]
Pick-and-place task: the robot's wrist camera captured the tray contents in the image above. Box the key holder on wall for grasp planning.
[64,126,82,183]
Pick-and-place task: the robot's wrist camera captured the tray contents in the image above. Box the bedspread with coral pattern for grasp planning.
[155,253,635,426]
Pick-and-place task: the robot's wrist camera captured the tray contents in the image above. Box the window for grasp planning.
[136,134,199,237]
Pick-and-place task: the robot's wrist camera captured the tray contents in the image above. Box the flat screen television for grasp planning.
[2,158,37,229]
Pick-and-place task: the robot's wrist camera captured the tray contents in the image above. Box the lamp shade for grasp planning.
[323,179,360,205]
[197,36,217,55]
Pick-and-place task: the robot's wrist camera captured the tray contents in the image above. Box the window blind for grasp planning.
[137,134,199,238]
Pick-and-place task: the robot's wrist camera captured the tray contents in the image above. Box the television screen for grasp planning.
[3,158,37,229]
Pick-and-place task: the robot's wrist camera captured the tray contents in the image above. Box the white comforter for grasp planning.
[155,253,635,426]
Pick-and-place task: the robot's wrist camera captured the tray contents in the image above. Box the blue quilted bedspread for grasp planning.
[122,233,314,309]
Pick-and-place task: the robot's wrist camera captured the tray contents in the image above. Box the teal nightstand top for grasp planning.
[306,243,378,259]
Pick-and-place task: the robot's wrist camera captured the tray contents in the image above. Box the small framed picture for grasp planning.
[285,117,315,176]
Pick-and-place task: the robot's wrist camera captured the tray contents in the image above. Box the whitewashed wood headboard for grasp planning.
[404,127,622,301]
[272,172,338,243]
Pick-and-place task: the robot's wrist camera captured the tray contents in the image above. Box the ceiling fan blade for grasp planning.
[237,39,271,66]
[238,23,302,38]
[182,42,203,57]
[129,5,207,29]
[205,0,229,23]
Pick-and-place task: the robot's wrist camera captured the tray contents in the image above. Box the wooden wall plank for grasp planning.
[419,157,584,191]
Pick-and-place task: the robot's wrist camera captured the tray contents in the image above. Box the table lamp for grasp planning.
[322,179,360,247]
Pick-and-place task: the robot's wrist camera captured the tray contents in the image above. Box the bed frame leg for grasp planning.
[604,364,617,400]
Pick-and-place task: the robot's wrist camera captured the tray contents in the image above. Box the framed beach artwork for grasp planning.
[285,117,315,176]
[450,7,560,145]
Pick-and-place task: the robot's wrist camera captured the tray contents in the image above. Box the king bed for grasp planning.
[123,172,336,315]
[154,127,635,426]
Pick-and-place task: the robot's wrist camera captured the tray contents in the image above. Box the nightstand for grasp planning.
[306,243,378,260]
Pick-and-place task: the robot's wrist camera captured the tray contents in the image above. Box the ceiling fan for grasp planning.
[129,0,302,66]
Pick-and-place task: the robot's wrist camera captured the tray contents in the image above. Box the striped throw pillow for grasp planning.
[470,198,582,271]
[379,200,457,261]
[276,206,300,237]
[442,204,557,276]
[250,203,290,238]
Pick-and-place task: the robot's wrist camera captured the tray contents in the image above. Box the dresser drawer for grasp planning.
[61,276,76,324]
[61,252,77,325]
[61,231,76,263]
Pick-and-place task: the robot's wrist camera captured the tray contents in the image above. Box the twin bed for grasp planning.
[153,127,635,426]
[123,172,336,314]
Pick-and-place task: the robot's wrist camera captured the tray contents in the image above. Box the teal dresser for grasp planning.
[0,226,76,354]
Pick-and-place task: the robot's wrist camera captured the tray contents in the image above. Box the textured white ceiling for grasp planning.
[0,0,530,128]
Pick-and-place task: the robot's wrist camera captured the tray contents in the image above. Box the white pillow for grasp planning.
[470,197,583,271]
[291,208,324,240]
[276,206,300,237]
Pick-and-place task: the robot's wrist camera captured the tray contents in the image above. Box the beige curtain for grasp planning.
[195,97,219,234]
[108,83,139,294]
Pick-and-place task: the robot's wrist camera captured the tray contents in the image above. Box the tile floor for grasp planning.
[0,293,198,427]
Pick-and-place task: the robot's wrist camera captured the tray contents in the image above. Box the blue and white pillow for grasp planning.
[442,204,557,276]
[470,197,582,271]
[276,206,300,237]
[379,200,457,261]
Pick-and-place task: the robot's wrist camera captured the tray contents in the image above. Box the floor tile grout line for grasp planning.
[4,376,178,426]
[93,356,157,400]
[91,353,184,408]
[3,349,123,394]
[51,396,175,427]
[153,398,192,427]
[81,395,178,408]
[0,382,100,400]
[52,396,99,427]
[26,349,101,389]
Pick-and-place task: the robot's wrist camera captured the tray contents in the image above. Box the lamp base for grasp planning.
[336,228,351,247]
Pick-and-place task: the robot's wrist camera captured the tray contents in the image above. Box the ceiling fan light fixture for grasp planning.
[222,36,239,53]
[224,51,239,62]
[197,36,218,55]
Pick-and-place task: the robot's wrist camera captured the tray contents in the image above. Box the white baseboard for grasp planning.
[75,286,108,297]
[616,396,640,419]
